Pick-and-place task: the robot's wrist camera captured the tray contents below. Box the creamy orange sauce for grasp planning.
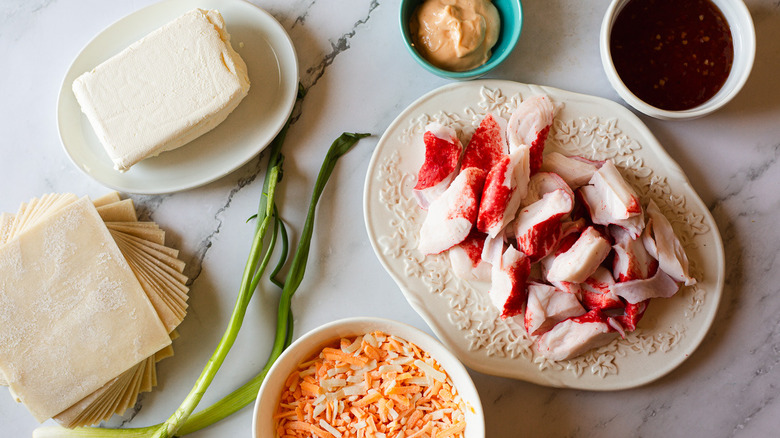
[411,0,500,72]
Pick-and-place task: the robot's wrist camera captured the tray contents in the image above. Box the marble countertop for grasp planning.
[2,0,779,436]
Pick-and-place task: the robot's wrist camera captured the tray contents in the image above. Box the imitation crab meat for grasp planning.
[522,171,574,206]
[513,188,574,261]
[536,310,618,361]
[461,113,508,176]
[524,282,585,336]
[449,230,492,282]
[545,226,612,284]
[589,160,642,219]
[413,123,463,209]
[411,94,696,361]
[538,228,583,295]
[489,245,531,319]
[506,95,557,174]
[612,266,680,304]
[418,167,483,255]
[614,300,649,332]
[611,224,657,282]
[539,152,602,189]
[643,200,696,286]
[579,160,645,239]
[476,144,530,237]
[580,266,623,311]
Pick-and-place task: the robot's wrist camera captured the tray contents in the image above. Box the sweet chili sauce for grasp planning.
[610,0,734,111]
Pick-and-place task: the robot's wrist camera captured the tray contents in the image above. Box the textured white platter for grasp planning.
[57,0,298,194]
[364,80,725,390]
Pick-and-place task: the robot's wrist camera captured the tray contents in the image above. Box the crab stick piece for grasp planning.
[546,226,612,284]
[579,160,645,239]
[506,95,557,174]
[614,300,650,332]
[476,144,530,237]
[413,123,463,209]
[448,229,492,282]
[521,171,574,206]
[590,160,642,218]
[489,245,531,318]
[580,266,623,311]
[513,188,574,261]
[611,224,658,282]
[538,227,583,295]
[536,310,618,361]
[524,282,586,336]
[461,113,508,176]
[539,152,603,189]
[611,267,680,304]
[642,200,696,286]
[418,167,484,255]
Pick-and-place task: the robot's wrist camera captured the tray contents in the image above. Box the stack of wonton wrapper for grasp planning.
[0,192,189,428]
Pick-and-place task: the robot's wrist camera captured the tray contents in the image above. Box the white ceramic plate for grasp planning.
[57,0,298,194]
[364,80,725,390]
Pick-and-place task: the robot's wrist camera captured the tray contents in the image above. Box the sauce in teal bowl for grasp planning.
[400,0,523,80]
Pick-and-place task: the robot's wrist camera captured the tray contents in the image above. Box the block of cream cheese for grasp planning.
[72,9,251,172]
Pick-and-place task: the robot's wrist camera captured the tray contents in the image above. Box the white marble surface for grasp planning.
[1,0,779,437]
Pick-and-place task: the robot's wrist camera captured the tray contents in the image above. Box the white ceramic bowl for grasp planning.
[600,0,755,120]
[252,317,485,438]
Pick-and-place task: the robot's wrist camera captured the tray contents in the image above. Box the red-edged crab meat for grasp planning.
[545,226,612,284]
[476,144,530,237]
[614,300,650,332]
[539,152,603,189]
[579,160,645,238]
[448,229,492,282]
[611,224,658,282]
[524,282,586,336]
[488,245,531,319]
[461,113,508,178]
[506,95,557,174]
[418,167,483,255]
[581,266,623,311]
[522,171,575,206]
[642,200,696,286]
[538,227,584,295]
[611,267,680,304]
[536,309,618,361]
[413,123,463,208]
[513,188,574,261]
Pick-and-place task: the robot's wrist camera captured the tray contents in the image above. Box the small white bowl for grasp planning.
[252,317,485,438]
[600,0,755,120]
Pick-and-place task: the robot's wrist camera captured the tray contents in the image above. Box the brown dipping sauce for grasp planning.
[610,0,734,111]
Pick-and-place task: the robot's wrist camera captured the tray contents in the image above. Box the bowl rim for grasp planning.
[399,0,523,80]
[599,0,756,120]
[252,316,486,438]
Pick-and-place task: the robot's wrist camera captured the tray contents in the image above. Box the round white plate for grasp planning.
[57,0,298,194]
[364,80,725,390]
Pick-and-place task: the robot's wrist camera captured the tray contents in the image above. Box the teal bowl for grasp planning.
[400,0,522,80]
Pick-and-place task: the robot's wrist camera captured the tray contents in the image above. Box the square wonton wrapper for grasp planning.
[0,197,171,421]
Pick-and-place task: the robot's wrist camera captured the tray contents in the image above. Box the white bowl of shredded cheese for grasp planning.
[253,317,485,438]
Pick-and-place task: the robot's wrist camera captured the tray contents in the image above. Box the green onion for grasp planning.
[178,131,368,436]
[33,129,370,438]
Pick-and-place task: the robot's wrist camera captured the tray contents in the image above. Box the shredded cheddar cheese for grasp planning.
[275,331,467,438]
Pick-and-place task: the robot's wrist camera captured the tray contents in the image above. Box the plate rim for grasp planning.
[56,0,299,194]
[364,79,725,390]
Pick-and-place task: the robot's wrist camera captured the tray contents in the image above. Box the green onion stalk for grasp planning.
[33,95,369,437]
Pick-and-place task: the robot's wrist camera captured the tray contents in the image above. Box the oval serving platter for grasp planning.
[363,80,724,390]
[57,0,299,194]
